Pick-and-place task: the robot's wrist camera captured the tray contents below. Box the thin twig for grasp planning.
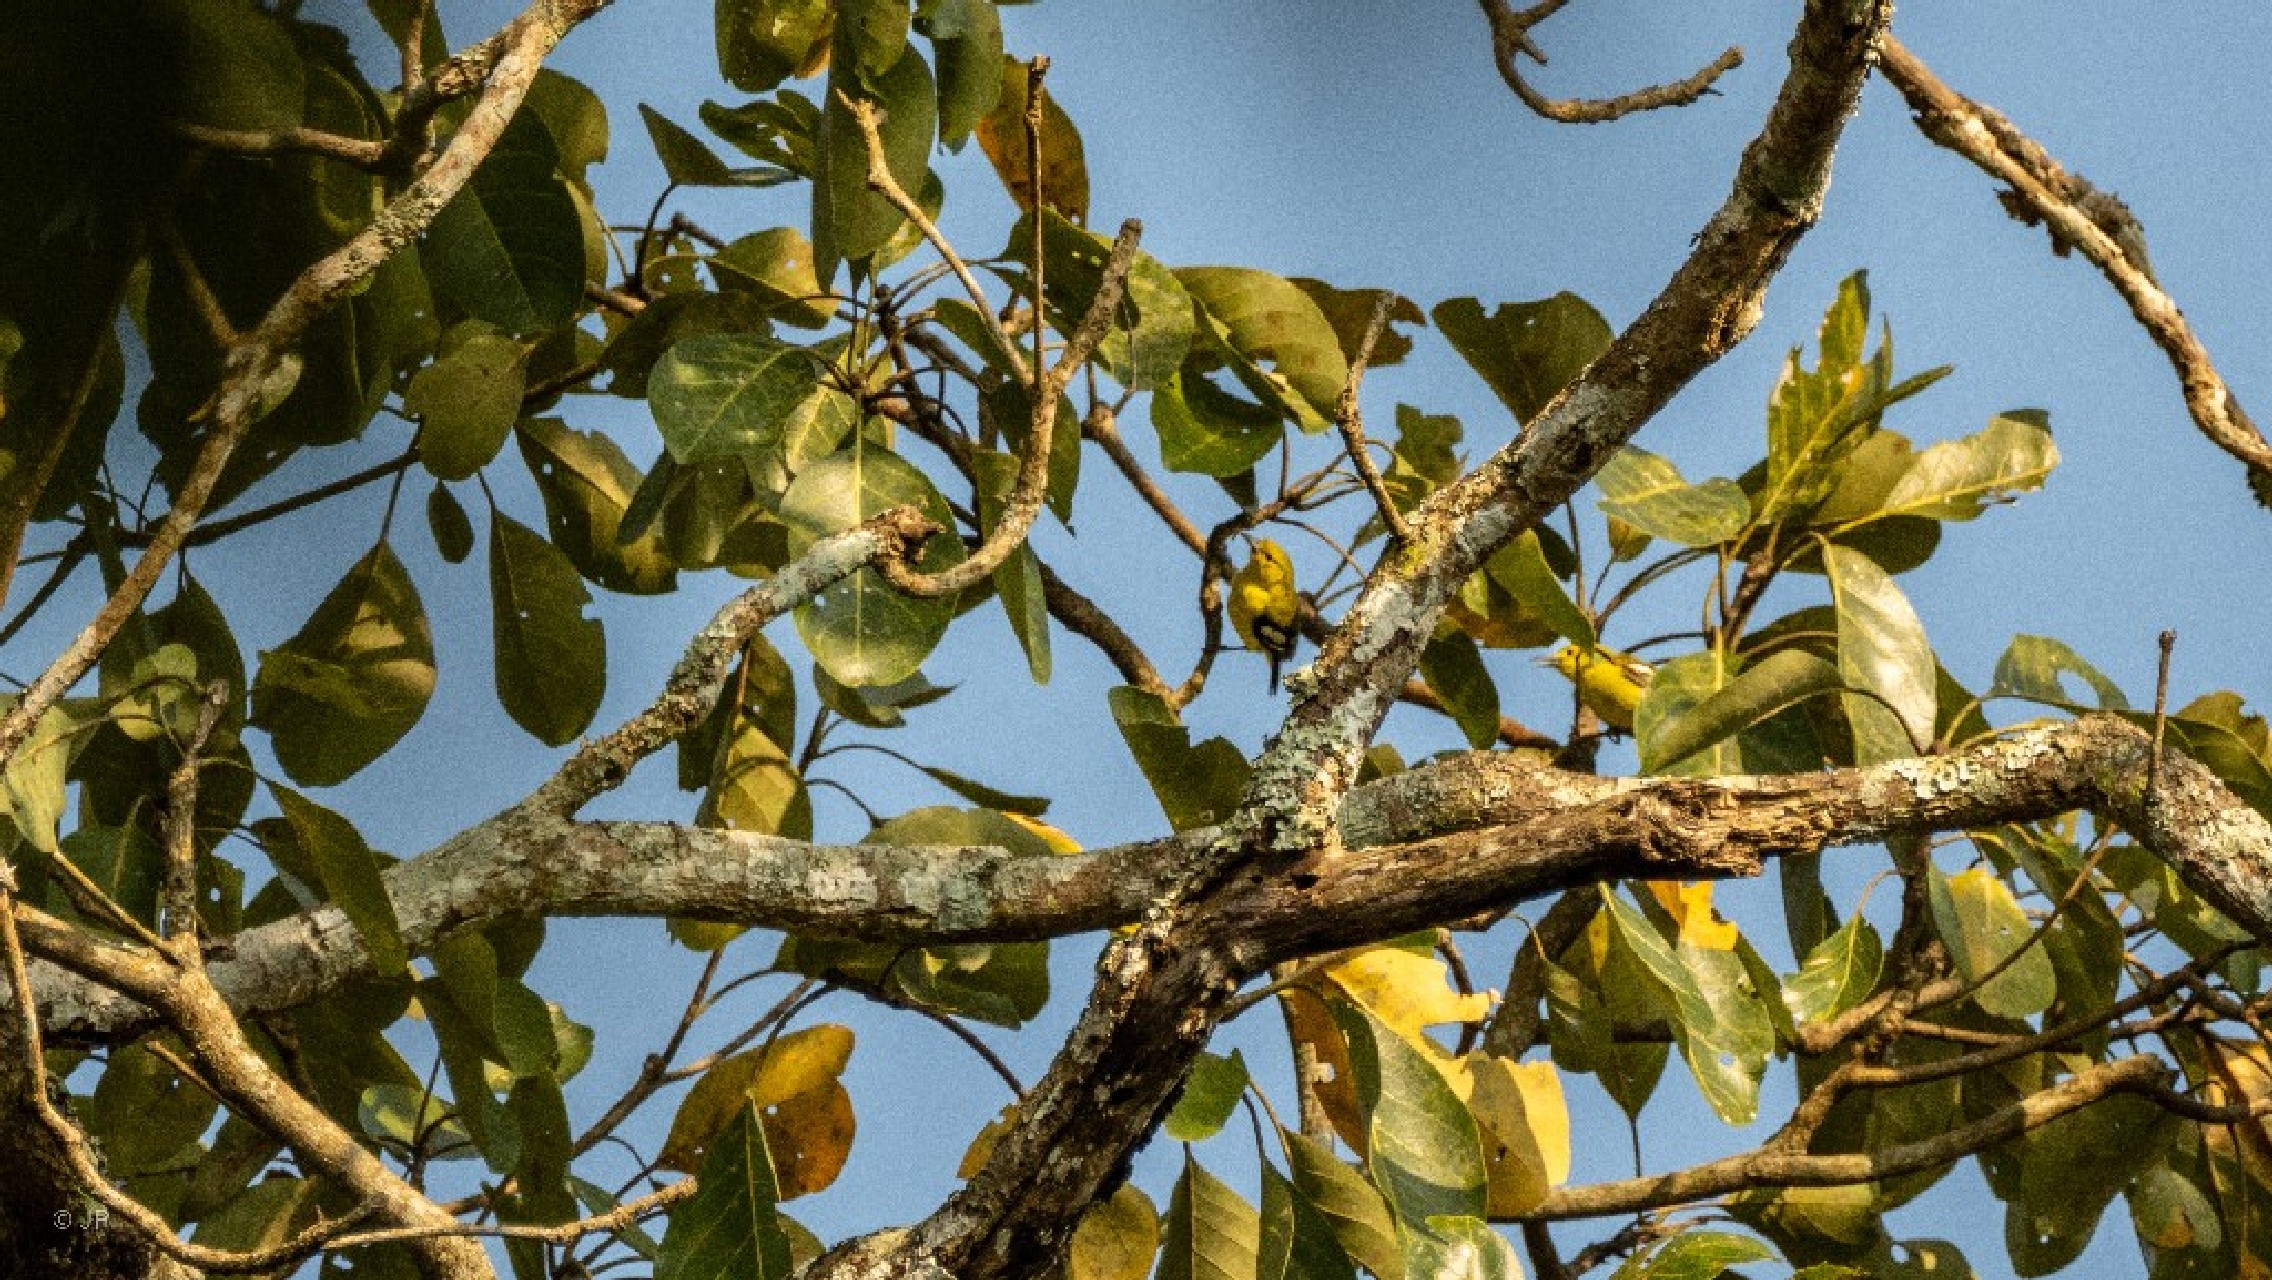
[1334,291,1407,540]
[2150,628,2176,797]
[1479,0,1743,124]
[175,122,389,170]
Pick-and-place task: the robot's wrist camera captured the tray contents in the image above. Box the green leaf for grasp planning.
[815,35,935,270]
[1929,866,2055,1020]
[250,542,436,786]
[1419,630,1500,750]
[1,702,73,854]
[1152,364,1283,477]
[489,511,606,746]
[1784,916,1883,1025]
[57,825,161,929]
[2005,1094,2174,1275]
[778,447,964,687]
[715,0,831,93]
[272,784,406,975]
[517,417,680,594]
[1485,530,1592,649]
[1158,1152,1262,1280]
[1258,1156,1358,1280]
[422,109,584,335]
[1432,293,1612,427]
[1403,1217,1523,1280]
[1286,1131,1403,1280]
[1177,267,1350,427]
[711,227,836,328]
[842,0,911,76]
[1634,650,1740,778]
[896,764,1038,818]
[1992,634,2128,710]
[523,69,610,180]
[978,380,1081,523]
[1165,1050,1249,1143]
[641,103,784,188]
[656,1102,795,1280]
[1107,686,1251,832]
[407,328,527,480]
[1826,544,1934,763]
[1330,999,1487,1227]
[651,333,848,464]
[1642,649,1842,774]
[1596,446,1751,547]
[1292,280,1424,369]
[428,483,475,563]
[149,0,305,131]
[1878,410,2057,522]
[1613,1230,1775,1280]
[923,0,1003,149]
[1599,887,1771,1125]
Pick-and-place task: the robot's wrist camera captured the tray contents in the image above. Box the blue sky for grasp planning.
[36,1,2272,1272]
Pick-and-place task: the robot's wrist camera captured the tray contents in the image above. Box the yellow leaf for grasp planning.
[1645,880,1739,951]
[1005,812,1082,854]
[958,1102,1020,1179]
[1068,1184,1160,1280]
[1326,945,1492,1047]
[1279,987,1365,1156]
[1455,1054,1569,1216]
[657,1023,855,1178]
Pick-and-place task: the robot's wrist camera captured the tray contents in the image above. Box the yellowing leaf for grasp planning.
[1325,945,1491,1048]
[1455,1054,1569,1216]
[1645,880,1740,950]
[957,1102,1019,1179]
[1279,988,1364,1155]
[1069,1184,1160,1280]
[658,1023,855,1195]
[1004,812,1080,853]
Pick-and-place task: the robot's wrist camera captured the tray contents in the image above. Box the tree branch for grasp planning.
[1877,35,2272,503]
[1479,0,1745,125]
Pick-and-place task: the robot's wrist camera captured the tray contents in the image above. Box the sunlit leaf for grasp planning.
[778,446,964,687]
[1928,866,2055,1020]
[1164,1050,1249,1143]
[1784,916,1883,1025]
[1332,999,1487,1227]
[1158,1152,1261,1280]
[1826,545,1934,763]
[975,56,1087,222]
[1286,1130,1403,1280]
[1878,410,2057,522]
[1599,887,1771,1125]
[1596,446,1751,547]
[1178,267,1349,427]
[1070,1184,1161,1280]
[1991,634,2128,710]
[1642,649,1841,775]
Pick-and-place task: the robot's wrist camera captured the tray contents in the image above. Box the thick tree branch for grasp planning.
[29,716,2268,1057]
[1878,35,2272,502]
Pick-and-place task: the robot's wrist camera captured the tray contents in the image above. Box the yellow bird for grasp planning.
[1229,539,1300,693]
[1546,642,1653,735]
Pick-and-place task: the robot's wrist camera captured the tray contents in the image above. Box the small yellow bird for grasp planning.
[1229,539,1300,693]
[1546,642,1653,735]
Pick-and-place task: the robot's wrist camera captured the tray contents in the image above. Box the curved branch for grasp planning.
[1480,0,1745,125]
[1877,35,2272,501]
